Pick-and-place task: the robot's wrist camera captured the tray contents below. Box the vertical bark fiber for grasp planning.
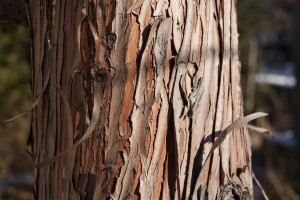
[29,0,253,199]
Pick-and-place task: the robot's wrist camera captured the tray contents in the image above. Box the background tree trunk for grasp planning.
[26,0,253,199]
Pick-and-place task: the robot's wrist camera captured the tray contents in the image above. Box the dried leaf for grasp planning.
[247,124,270,135]
[192,112,268,197]
[204,112,268,164]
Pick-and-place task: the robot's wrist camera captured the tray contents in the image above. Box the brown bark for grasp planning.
[25,0,253,199]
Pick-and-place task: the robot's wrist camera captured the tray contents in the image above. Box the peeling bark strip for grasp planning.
[27,0,263,199]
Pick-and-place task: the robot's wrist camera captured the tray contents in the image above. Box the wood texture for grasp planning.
[27,0,257,199]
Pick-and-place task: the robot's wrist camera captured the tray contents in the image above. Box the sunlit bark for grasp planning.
[26,0,253,199]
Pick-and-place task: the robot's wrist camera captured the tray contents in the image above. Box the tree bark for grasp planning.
[28,0,253,199]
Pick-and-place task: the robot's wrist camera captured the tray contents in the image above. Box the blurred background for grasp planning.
[0,25,33,199]
[239,0,300,199]
[0,0,300,199]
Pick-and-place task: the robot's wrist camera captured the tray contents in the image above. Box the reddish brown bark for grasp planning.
[22,0,255,199]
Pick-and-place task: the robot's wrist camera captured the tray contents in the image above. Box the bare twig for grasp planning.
[252,172,269,200]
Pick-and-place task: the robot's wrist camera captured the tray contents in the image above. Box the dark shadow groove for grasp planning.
[166,103,177,199]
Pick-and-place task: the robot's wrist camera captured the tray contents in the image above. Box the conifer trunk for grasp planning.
[27,0,253,199]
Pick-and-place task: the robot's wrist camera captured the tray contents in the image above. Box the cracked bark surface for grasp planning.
[3,0,254,199]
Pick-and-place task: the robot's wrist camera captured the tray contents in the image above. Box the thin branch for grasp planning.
[252,172,269,200]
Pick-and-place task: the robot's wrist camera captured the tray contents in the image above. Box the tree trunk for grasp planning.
[26,0,253,199]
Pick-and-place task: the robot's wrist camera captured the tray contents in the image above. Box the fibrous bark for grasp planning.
[26,0,253,199]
